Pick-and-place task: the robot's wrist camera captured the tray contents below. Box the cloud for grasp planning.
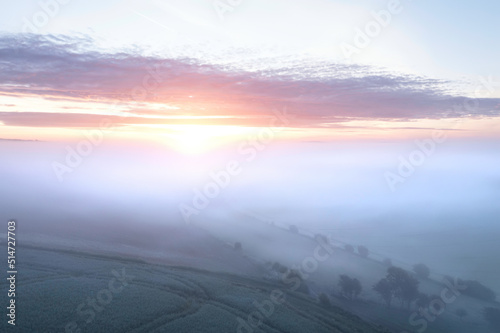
[0,33,499,128]
[0,138,40,142]
[0,111,280,128]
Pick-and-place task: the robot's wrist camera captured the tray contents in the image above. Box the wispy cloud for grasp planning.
[1,33,499,129]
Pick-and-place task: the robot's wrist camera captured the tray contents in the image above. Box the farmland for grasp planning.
[0,244,389,333]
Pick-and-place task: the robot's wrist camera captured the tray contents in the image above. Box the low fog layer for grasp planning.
[1,137,499,293]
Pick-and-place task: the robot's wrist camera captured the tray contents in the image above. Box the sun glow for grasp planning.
[163,125,253,154]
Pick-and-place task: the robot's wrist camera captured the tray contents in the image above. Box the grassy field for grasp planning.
[0,245,391,333]
[192,213,498,333]
[1,221,497,333]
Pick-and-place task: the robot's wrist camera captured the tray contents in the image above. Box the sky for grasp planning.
[0,0,499,145]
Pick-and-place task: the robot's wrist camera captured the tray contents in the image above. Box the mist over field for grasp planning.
[2,137,499,293]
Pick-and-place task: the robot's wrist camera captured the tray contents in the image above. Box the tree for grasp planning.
[413,263,430,279]
[289,225,299,234]
[318,293,331,308]
[338,275,351,298]
[357,245,369,258]
[385,266,420,309]
[352,278,362,299]
[373,278,392,308]
[272,262,287,274]
[483,307,500,329]
[455,308,467,321]
[415,293,430,308]
[344,244,354,253]
[338,275,362,300]
[234,242,242,251]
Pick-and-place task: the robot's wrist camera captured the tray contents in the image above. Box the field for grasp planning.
[0,244,390,333]
[193,212,499,333]
[1,217,497,333]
